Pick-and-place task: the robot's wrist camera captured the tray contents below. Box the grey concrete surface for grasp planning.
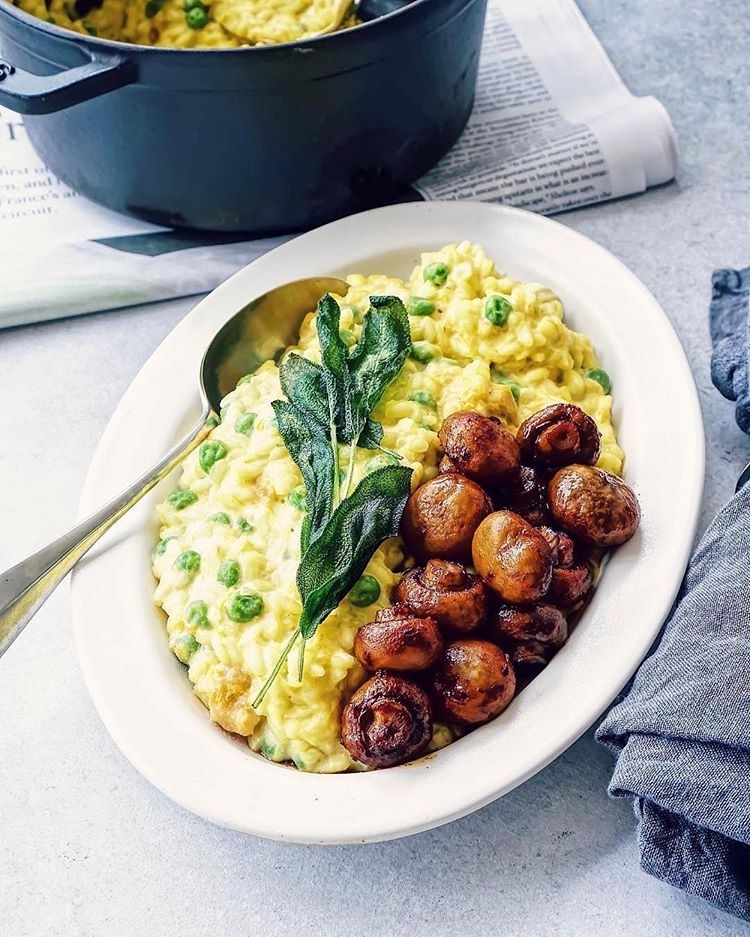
[1,1,749,934]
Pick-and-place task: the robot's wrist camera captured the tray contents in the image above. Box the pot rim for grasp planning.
[0,0,458,55]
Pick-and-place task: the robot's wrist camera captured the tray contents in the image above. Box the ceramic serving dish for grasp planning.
[71,201,704,843]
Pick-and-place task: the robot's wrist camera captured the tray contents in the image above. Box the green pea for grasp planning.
[409,391,437,409]
[205,415,219,429]
[83,22,97,34]
[504,381,521,403]
[186,600,210,629]
[46,15,56,23]
[406,296,436,317]
[199,440,228,473]
[288,486,307,512]
[237,518,254,533]
[154,536,176,556]
[423,262,449,287]
[186,5,208,27]
[208,511,231,525]
[174,550,201,575]
[173,633,200,664]
[587,368,612,395]
[227,593,264,622]
[234,412,256,435]
[351,307,365,325]
[409,342,435,364]
[144,0,164,17]
[348,574,381,607]
[168,488,198,510]
[339,328,356,347]
[490,366,521,402]
[485,295,512,327]
[365,453,399,473]
[260,741,276,758]
[217,560,240,588]
[183,0,204,8]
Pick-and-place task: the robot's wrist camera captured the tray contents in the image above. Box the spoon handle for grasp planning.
[0,411,211,659]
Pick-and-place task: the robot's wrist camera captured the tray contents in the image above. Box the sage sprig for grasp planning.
[296,465,413,639]
[252,294,413,706]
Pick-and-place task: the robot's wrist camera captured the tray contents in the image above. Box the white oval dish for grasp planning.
[71,201,704,844]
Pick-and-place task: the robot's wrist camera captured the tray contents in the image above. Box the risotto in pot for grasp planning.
[13,0,357,46]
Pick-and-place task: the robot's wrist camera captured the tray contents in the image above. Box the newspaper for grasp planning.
[0,0,677,329]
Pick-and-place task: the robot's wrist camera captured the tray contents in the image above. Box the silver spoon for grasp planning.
[0,276,347,658]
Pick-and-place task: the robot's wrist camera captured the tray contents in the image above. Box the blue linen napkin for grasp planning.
[710,266,750,432]
[595,266,750,921]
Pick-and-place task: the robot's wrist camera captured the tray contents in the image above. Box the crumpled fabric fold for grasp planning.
[595,265,750,921]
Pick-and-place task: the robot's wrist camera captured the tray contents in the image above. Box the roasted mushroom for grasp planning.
[438,411,521,487]
[393,560,489,635]
[353,606,444,672]
[489,603,568,648]
[499,465,549,525]
[340,672,433,768]
[438,455,458,474]
[401,472,493,562]
[537,526,576,568]
[471,510,554,603]
[548,465,640,547]
[547,564,592,608]
[517,403,601,468]
[506,640,548,672]
[489,603,569,675]
[431,639,516,725]
[535,525,591,606]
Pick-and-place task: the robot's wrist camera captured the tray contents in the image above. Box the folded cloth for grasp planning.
[710,266,750,432]
[596,266,750,921]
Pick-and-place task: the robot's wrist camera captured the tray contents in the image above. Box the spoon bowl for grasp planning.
[201,277,347,413]
[0,276,347,658]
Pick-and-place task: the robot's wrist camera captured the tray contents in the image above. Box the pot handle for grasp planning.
[0,50,136,115]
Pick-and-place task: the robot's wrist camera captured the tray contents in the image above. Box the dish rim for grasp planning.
[70,200,705,844]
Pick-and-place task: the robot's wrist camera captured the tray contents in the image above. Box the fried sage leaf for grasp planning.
[296,465,413,639]
[272,399,335,549]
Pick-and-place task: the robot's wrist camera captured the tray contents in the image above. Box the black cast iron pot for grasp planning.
[0,0,487,232]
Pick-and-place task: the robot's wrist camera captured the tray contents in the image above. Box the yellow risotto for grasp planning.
[152,242,623,773]
[14,0,356,47]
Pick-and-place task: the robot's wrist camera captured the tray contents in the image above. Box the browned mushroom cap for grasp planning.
[353,607,444,672]
[438,411,521,486]
[489,603,568,648]
[431,639,516,725]
[392,560,489,635]
[517,404,601,468]
[340,672,433,768]
[547,564,593,608]
[401,472,493,562]
[537,526,576,567]
[499,465,549,525]
[438,455,458,474]
[506,640,548,672]
[471,510,554,603]
[548,465,640,547]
